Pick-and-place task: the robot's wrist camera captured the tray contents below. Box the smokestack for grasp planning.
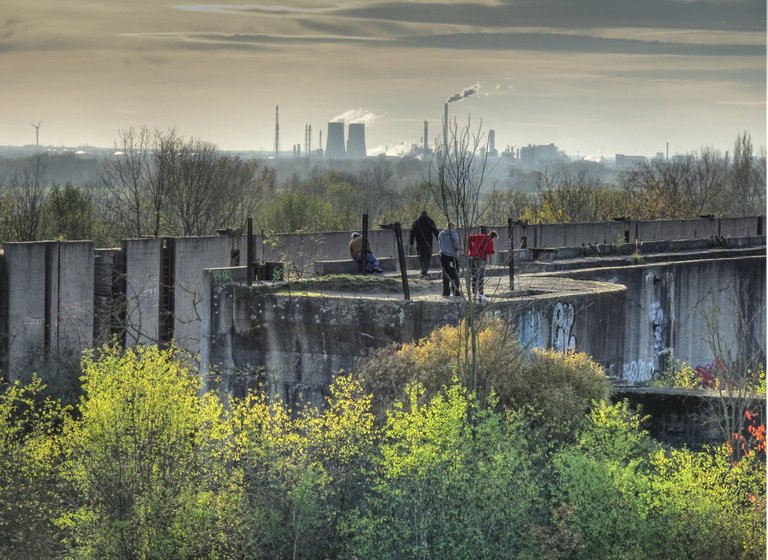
[326,122,346,158]
[423,120,428,152]
[489,129,496,153]
[274,106,280,159]
[443,103,448,149]
[346,123,367,159]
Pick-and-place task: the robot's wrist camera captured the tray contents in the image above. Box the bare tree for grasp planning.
[536,167,609,223]
[99,126,155,238]
[5,154,49,241]
[167,139,274,236]
[730,132,766,216]
[483,190,535,225]
[621,147,731,219]
[100,128,274,239]
[695,272,765,462]
[426,116,504,405]
[429,116,490,233]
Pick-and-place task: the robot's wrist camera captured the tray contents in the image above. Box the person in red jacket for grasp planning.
[467,230,497,302]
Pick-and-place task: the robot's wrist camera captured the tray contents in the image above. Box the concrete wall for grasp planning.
[553,255,766,383]
[0,217,762,398]
[0,242,93,396]
[2,243,47,378]
[202,277,626,404]
[254,216,763,270]
[613,387,767,449]
[201,253,765,403]
[123,239,163,346]
[173,236,236,354]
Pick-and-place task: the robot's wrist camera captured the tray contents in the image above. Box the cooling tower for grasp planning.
[326,122,346,158]
[346,123,367,159]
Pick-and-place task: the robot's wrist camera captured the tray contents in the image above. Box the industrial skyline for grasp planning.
[1,0,765,159]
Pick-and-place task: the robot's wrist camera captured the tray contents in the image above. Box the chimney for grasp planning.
[346,123,367,159]
[326,122,346,158]
[443,103,448,149]
[423,120,428,152]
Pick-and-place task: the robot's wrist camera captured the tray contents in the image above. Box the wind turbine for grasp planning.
[31,121,41,146]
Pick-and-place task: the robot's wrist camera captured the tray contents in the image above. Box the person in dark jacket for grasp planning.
[409,210,439,279]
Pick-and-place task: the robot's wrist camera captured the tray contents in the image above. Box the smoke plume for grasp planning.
[331,108,380,124]
[446,84,480,103]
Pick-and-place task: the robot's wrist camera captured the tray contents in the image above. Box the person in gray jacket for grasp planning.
[437,222,462,298]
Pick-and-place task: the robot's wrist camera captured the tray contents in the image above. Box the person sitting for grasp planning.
[349,232,383,273]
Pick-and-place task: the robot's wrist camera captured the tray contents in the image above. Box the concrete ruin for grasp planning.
[0,217,764,408]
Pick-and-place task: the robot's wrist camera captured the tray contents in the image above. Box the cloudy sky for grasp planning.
[1,0,765,158]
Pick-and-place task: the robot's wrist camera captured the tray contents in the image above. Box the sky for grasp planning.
[1,0,765,159]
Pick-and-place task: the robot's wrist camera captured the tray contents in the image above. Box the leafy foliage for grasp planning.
[0,376,68,558]
[0,344,764,559]
[357,318,611,436]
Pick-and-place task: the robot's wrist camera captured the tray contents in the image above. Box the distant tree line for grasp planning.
[0,130,763,246]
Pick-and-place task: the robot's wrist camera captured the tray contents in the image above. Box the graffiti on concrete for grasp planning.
[551,302,576,353]
[517,309,544,351]
[212,269,233,284]
[623,359,654,384]
[650,303,667,357]
[694,356,727,388]
[648,302,672,379]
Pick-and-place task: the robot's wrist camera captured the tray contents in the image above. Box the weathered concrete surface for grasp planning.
[549,255,766,384]
[202,248,765,403]
[255,216,763,271]
[173,236,236,354]
[123,239,163,346]
[613,387,767,449]
[203,276,626,405]
[0,242,93,395]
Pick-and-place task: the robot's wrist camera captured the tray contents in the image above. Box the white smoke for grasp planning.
[446,83,480,103]
[331,108,381,124]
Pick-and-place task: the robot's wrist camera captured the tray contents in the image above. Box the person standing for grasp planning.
[349,232,383,273]
[467,230,497,302]
[438,222,462,298]
[409,210,439,279]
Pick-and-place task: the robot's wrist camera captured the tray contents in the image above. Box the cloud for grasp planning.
[336,0,765,32]
[715,100,766,106]
[447,83,480,103]
[401,32,763,56]
[175,4,332,15]
[1,16,21,40]
[330,108,383,124]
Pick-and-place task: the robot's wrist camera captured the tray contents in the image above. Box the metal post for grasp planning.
[510,220,515,292]
[246,217,254,286]
[393,222,410,301]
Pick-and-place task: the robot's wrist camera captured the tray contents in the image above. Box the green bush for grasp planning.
[358,318,611,436]
[0,345,763,559]
[552,401,766,560]
[350,383,546,560]
[0,377,68,558]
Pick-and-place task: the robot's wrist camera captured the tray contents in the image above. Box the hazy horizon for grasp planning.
[2,0,765,159]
